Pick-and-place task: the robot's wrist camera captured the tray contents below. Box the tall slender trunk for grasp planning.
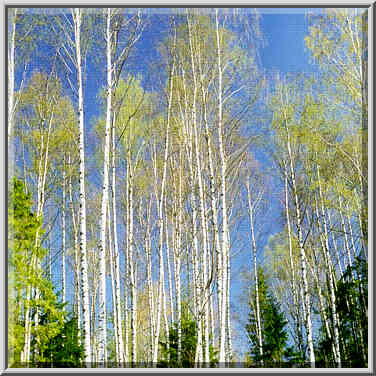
[317,168,341,367]
[187,14,207,366]
[128,159,137,366]
[111,113,124,364]
[283,161,302,353]
[73,8,91,364]
[124,163,130,364]
[246,182,263,364]
[69,156,81,341]
[307,252,336,365]
[210,293,215,350]
[21,287,31,364]
[353,189,367,260]
[108,201,118,363]
[338,198,354,279]
[152,43,175,365]
[176,149,183,363]
[327,209,344,278]
[215,9,230,363]
[8,9,18,142]
[98,9,113,365]
[62,155,66,306]
[23,108,53,362]
[283,116,315,366]
[90,266,98,364]
[162,273,170,364]
[48,224,52,279]
[165,202,174,323]
[197,44,221,362]
[226,257,232,364]
[145,198,155,362]
[345,202,357,261]
[180,66,199,326]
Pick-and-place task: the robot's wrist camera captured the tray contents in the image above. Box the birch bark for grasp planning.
[62,156,66,306]
[73,8,91,365]
[8,9,18,141]
[152,52,175,364]
[111,113,124,364]
[317,168,341,367]
[282,161,302,349]
[246,182,263,364]
[215,9,230,363]
[98,9,113,364]
[145,198,155,361]
[283,115,315,366]
[69,155,81,340]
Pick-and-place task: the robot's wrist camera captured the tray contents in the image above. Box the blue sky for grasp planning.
[260,11,315,74]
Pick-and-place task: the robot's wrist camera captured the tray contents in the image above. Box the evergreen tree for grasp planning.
[245,267,291,367]
[159,304,218,367]
[40,316,84,367]
[316,258,368,368]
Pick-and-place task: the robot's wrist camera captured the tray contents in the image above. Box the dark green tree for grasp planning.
[38,316,84,367]
[315,257,368,368]
[246,267,294,367]
[159,304,218,367]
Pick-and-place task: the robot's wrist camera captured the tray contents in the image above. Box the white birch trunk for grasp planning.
[152,48,175,365]
[97,9,113,365]
[111,113,124,364]
[162,275,170,363]
[282,160,305,355]
[24,105,53,362]
[210,293,215,350]
[128,162,137,366]
[308,254,336,361]
[246,182,263,364]
[21,287,31,364]
[316,169,341,367]
[145,198,155,362]
[197,45,221,362]
[187,15,207,366]
[327,209,344,278]
[73,8,91,365]
[339,198,354,280]
[62,156,66,306]
[69,157,81,341]
[124,164,130,364]
[226,258,232,364]
[90,272,98,364]
[354,189,367,259]
[179,65,199,326]
[176,149,183,363]
[345,202,357,261]
[283,117,315,366]
[165,203,174,324]
[215,9,230,364]
[8,9,17,141]
[108,201,118,363]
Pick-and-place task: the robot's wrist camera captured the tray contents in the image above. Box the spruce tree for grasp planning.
[159,304,218,367]
[316,258,368,367]
[245,267,290,367]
